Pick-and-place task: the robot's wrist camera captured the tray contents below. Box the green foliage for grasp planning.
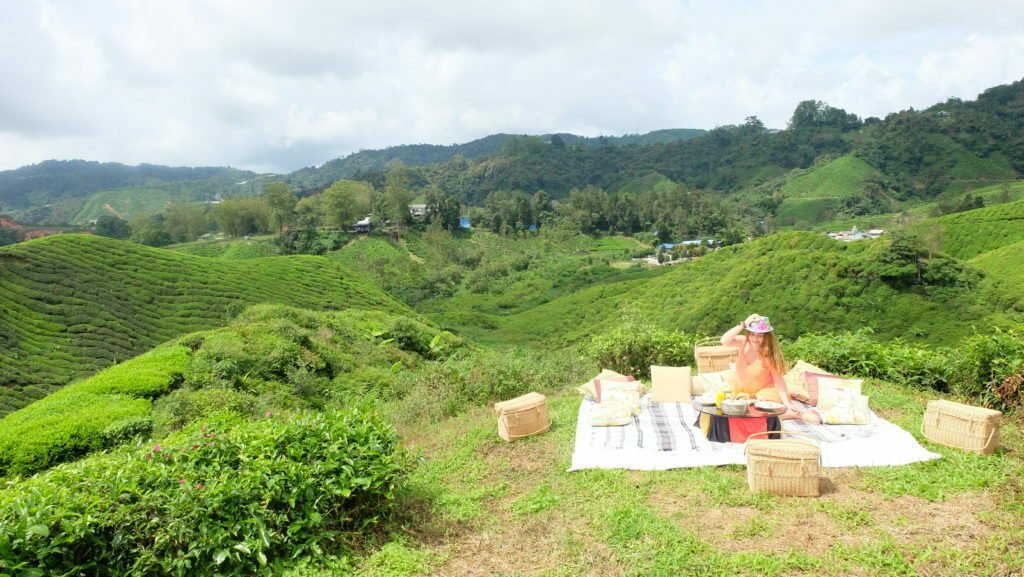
[93,214,132,239]
[786,327,1024,411]
[0,409,409,576]
[586,322,703,378]
[0,234,409,413]
[916,198,1024,260]
[394,347,592,422]
[497,231,1015,349]
[0,344,189,476]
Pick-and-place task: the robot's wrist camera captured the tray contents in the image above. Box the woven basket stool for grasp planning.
[745,431,821,497]
[494,392,550,442]
[922,400,1001,455]
[693,337,738,374]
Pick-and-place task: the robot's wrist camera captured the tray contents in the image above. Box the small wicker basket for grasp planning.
[922,400,1001,455]
[494,392,550,442]
[693,337,739,374]
[745,431,821,497]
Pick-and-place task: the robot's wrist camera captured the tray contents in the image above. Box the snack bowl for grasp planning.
[721,398,750,416]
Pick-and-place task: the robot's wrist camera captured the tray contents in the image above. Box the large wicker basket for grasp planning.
[694,337,739,374]
[745,431,821,497]
[922,400,1001,455]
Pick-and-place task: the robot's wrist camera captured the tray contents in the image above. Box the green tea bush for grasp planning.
[0,409,409,576]
[785,329,953,391]
[952,327,1024,410]
[0,345,189,476]
[586,324,702,378]
[397,347,593,422]
[786,327,1024,410]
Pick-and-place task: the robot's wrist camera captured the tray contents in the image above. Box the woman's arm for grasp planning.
[720,314,761,347]
[772,369,793,406]
[720,322,746,347]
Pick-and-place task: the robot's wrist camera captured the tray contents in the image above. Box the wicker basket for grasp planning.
[745,431,821,497]
[694,337,738,374]
[922,400,1001,455]
[494,392,550,442]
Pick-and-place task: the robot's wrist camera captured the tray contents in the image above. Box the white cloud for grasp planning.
[0,0,1022,173]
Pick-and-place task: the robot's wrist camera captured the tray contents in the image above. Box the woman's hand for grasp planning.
[743,313,762,326]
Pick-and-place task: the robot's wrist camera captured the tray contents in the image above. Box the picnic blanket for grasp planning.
[568,395,940,471]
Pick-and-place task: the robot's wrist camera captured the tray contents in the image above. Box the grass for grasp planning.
[352,376,1024,577]
[0,234,411,415]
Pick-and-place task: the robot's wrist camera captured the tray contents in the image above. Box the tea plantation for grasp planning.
[0,234,411,414]
[917,198,1024,260]
[494,231,1020,347]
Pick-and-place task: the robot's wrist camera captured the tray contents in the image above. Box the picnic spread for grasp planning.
[568,363,944,472]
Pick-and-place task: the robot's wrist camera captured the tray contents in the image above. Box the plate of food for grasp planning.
[753,400,785,412]
[696,393,717,406]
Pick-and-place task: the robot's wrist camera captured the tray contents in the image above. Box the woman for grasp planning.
[720,313,820,424]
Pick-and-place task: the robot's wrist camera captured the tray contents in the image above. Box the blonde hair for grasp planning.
[748,332,787,373]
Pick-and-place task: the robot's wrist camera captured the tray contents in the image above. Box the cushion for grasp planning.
[815,376,870,424]
[650,365,693,403]
[590,401,635,427]
[803,371,833,406]
[692,369,736,396]
[599,369,635,382]
[578,374,648,402]
[783,360,831,404]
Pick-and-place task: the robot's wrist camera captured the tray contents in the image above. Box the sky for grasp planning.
[1,0,1023,174]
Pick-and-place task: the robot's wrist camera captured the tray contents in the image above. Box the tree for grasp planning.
[129,214,172,246]
[94,215,132,239]
[214,197,272,237]
[322,180,373,229]
[383,164,412,238]
[425,186,461,231]
[163,202,209,242]
[262,181,297,232]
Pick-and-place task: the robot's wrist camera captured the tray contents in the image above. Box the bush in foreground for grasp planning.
[0,409,408,576]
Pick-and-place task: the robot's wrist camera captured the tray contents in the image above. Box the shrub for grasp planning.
[786,327,1024,410]
[785,329,952,390]
[0,409,409,576]
[397,347,593,422]
[0,345,189,476]
[952,327,1024,410]
[586,324,701,378]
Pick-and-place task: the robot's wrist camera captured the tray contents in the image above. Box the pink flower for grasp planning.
[178,479,186,484]
[265,411,273,418]
[195,484,205,490]
[153,444,162,452]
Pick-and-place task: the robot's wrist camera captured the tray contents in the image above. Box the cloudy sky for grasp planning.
[1,0,1022,174]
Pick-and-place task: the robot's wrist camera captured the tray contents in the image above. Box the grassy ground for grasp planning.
[319,376,1024,577]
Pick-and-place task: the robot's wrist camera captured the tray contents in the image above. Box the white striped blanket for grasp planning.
[569,396,940,471]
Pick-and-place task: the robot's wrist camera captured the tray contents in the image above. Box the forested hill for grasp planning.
[284,129,707,191]
[340,78,1024,205]
[0,160,259,210]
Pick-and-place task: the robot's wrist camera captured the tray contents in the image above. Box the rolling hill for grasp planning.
[489,231,1019,347]
[915,198,1024,260]
[0,234,411,414]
